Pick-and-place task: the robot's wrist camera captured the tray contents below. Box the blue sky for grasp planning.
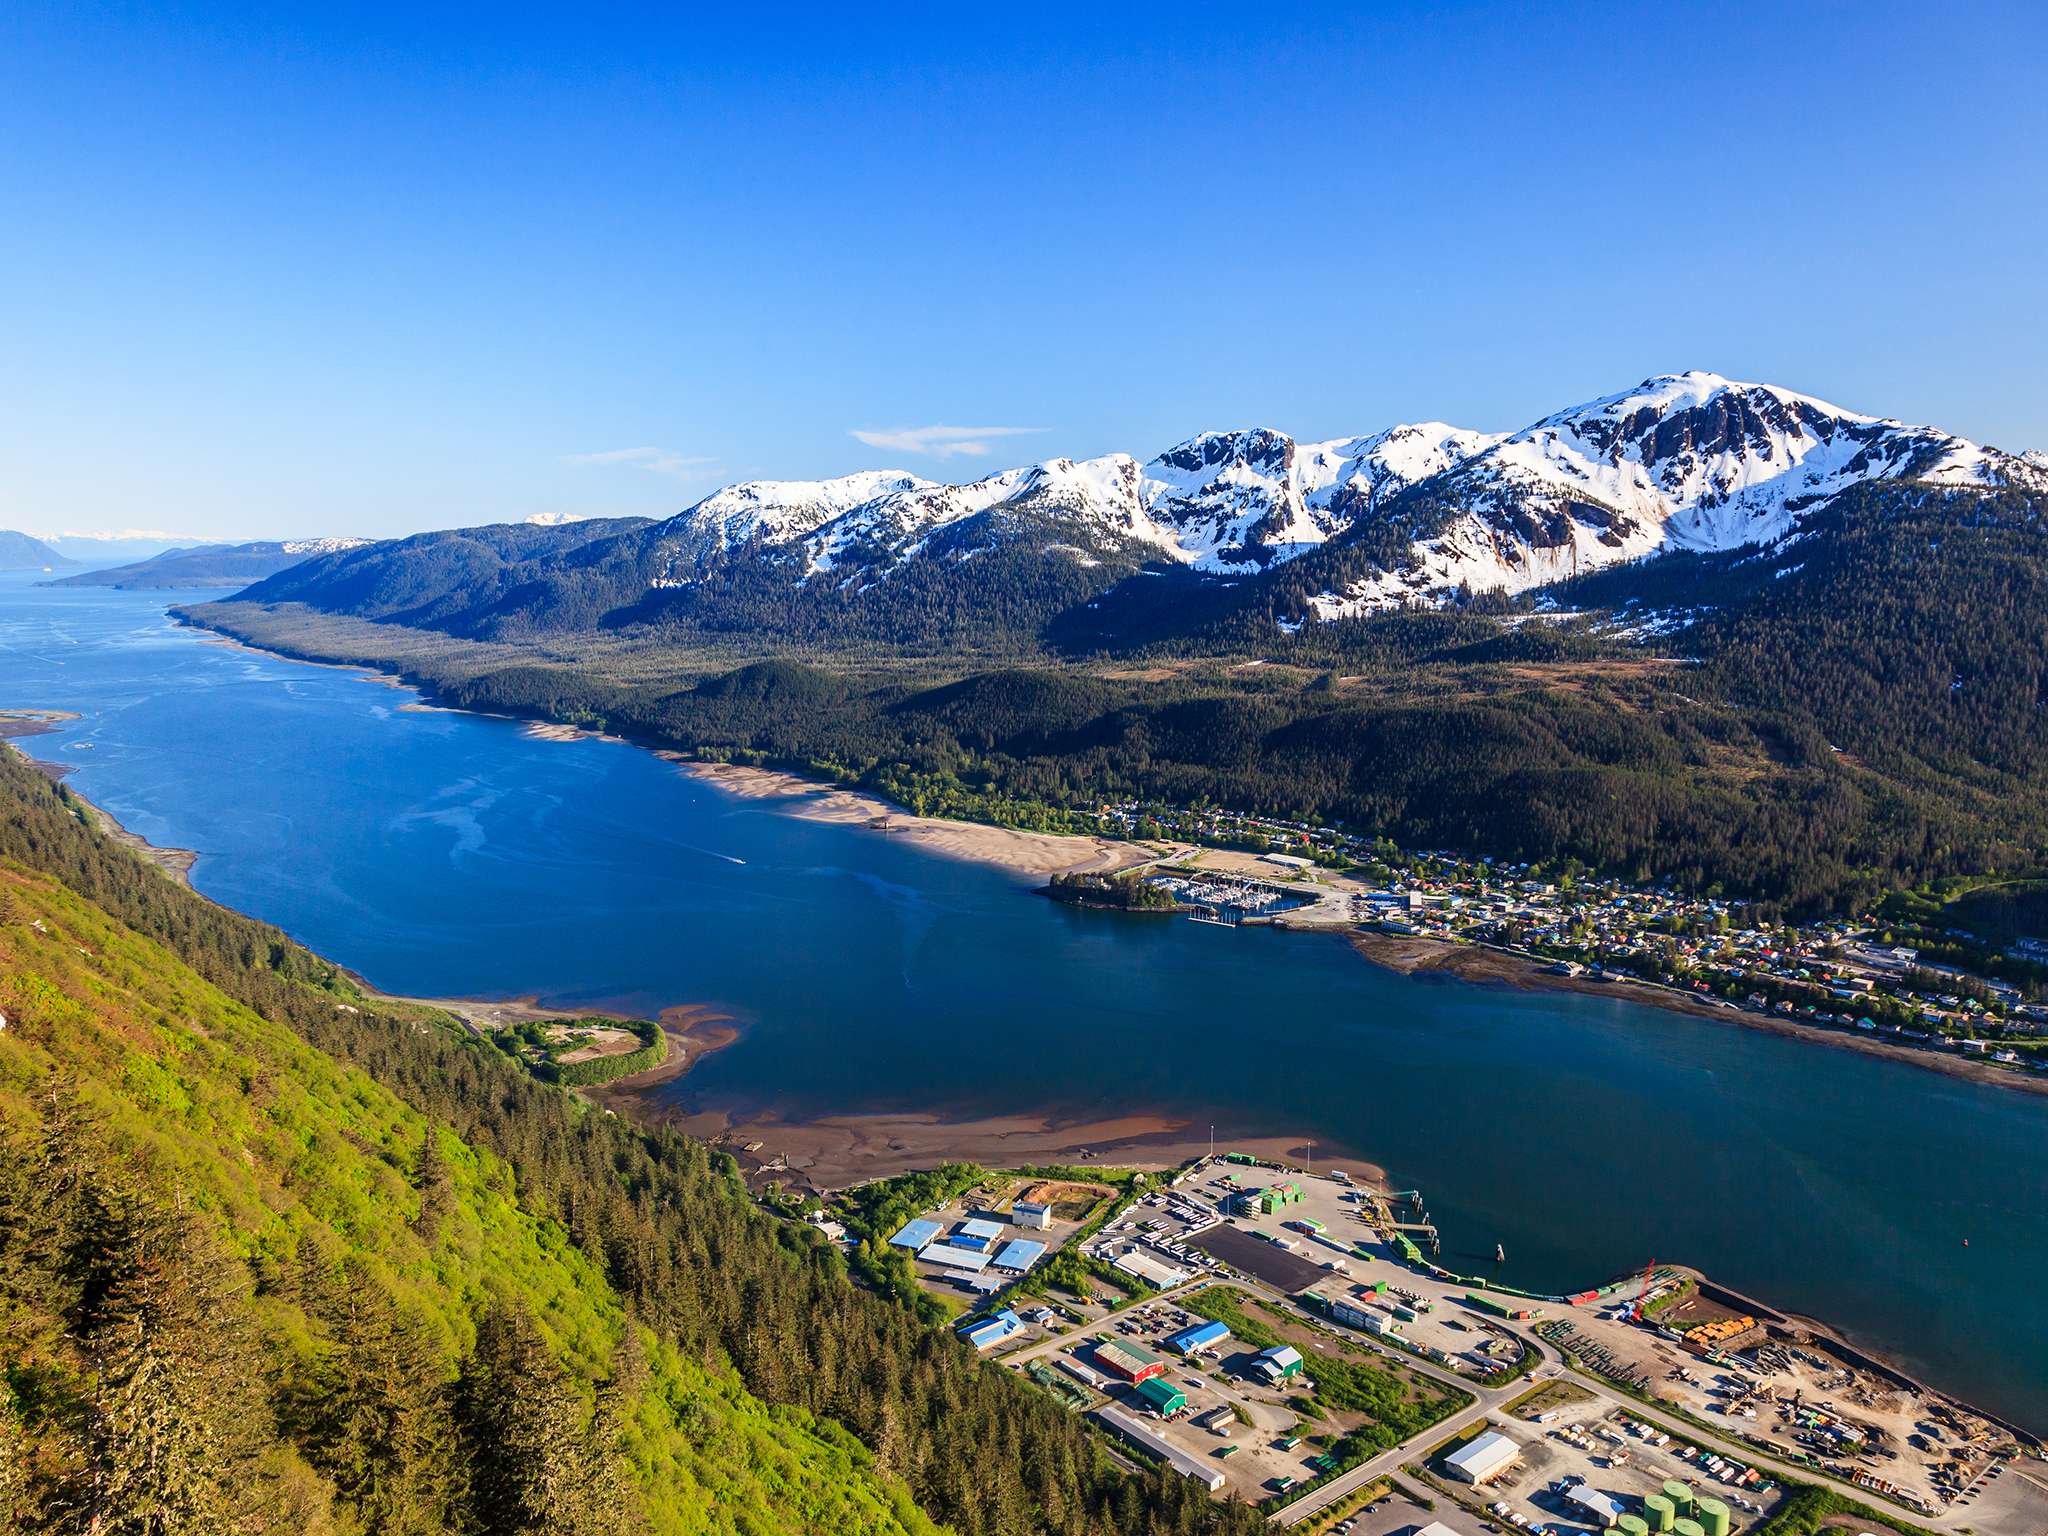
[3,2,2045,541]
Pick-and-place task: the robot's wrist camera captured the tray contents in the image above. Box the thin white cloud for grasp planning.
[565,446,718,481]
[849,424,1046,459]
[33,527,208,542]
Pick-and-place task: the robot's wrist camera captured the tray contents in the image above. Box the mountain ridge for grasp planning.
[230,372,2045,648]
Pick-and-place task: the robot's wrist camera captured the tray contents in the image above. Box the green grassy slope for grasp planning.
[0,859,943,1535]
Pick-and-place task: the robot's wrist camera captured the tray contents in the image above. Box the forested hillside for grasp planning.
[0,750,1262,1536]
[186,467,2048,913]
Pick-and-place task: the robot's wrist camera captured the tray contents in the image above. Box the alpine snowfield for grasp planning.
[639,371,2045,620]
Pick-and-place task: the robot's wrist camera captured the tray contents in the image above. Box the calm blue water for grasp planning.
[5,576,2046,1430]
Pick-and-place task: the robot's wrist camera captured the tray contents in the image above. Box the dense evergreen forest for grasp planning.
[0,750,1264,1536]
[187,479,2048,914]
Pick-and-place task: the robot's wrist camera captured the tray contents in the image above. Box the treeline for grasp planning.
[0,754,1264,1536]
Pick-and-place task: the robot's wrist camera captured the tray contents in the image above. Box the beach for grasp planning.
[681,759,1159,878]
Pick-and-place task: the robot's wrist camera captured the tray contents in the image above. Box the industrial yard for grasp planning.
[919,1152,2048,1536]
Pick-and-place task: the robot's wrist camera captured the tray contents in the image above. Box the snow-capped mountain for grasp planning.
[646,422,1505,590]
[230,372,2046,648]
[1300,372,2048,617]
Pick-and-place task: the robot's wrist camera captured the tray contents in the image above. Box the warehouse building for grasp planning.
[889,1218,942,1250]
[1011,1200,1052,1229]
[1135,1377,1187,1417]
[920,1242,994,1273]
[1112,1249,1188,1289]
[1251,1344,1303,1384]
[1091,1405,1225,1491]
[955,1217,1006,1251]
[1167,1320,1231,1357]
[992,1239,1046,1274]
[959,1309,1022,1351]
[1091,1337,1169,1384]
[1567,1487,1622,1526]
[1445,1429,1521,1485]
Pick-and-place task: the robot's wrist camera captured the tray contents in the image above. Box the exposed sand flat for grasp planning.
[681,760,1157,877]
[627,1100,1387,1194]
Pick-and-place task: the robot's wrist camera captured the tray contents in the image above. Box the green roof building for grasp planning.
[1135,1376,1187,1416]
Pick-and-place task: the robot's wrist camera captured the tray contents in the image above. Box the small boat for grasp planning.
[1495,1242,1507,1263]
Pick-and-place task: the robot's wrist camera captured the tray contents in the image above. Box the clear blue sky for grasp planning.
[3,2,2044,540]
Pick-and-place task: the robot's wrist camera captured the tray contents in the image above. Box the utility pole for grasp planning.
[1306,1141,1314,1177]
[1208,1124,1214,1162]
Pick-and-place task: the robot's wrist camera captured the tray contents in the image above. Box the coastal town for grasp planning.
[1070,801,2048,1082]
[812,1152,2048,1536]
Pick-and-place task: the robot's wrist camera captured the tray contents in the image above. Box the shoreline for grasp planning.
[45,623,2048,1103]
[16,627,2041,1444]
[1347,928,2048,1099]
[677,759,1163,878]
[1,717,199,888]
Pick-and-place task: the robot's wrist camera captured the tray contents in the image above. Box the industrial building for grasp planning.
[1567,1486,1623,1526]
[1444,1429,1521,1484]
[992,1238,1046,1273]
[1011,1200,1052,1229]
[1112,1249,1188,1289]
[889,1218,941,1249]
[920,1242,994,1273]
[1091,1405,1225,1491]
[959,1310,1022,1351]
[1167,1320,1230,1357]
[955,1217,1006,1251]
[1135,1377,1187,1416]
[1091,1337,1169,1384]
[1251,1344,1303,1384]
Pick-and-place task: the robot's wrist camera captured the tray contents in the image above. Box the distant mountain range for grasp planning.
[49,537,370,589]
[0,530,78,572]
[228,372,2046,649]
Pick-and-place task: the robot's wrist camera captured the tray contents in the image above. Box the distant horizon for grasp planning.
[12,365,2043,548]
[4,2,2044,541]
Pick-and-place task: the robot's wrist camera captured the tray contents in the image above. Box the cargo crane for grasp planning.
[1629,1256,1659,1322]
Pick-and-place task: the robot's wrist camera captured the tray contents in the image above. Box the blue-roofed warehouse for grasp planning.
[1167,1320,1231,1357]
[960,1309,1023,1350]
[888,1218,942,1250]
[956,1217,1005,1250]
[992,1239,1046,1273]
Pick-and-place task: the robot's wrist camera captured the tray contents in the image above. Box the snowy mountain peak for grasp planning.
[1303,375,2047,620]
[633,375,2042,616]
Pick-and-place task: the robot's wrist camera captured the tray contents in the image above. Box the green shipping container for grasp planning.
[1695,1499,1730,1536]
[1662,1481,1693,1516]
[1643,1494,1675,1532]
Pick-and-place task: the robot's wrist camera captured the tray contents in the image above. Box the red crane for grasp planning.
[1629,1256,1659,1322]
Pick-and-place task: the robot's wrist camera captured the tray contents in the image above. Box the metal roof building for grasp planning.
[1011,1200,1052,1229]
[1167,1320,1231,1356]
[889,1218,942,1249]
[960,1309,1022,1351]
[1091,1337,1169,1384]
[1135,1376,1187,1415]
[992,1239,1046,1273]
[957,1217,1005,1246]
[1091,1405,1225,1491]
[1445,1429,1521,1484]
[1253,1344,1303,1382]
[1568,1486,1624,1526]
[1112,1249,1188,1289]
[920,1242,993,1273]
